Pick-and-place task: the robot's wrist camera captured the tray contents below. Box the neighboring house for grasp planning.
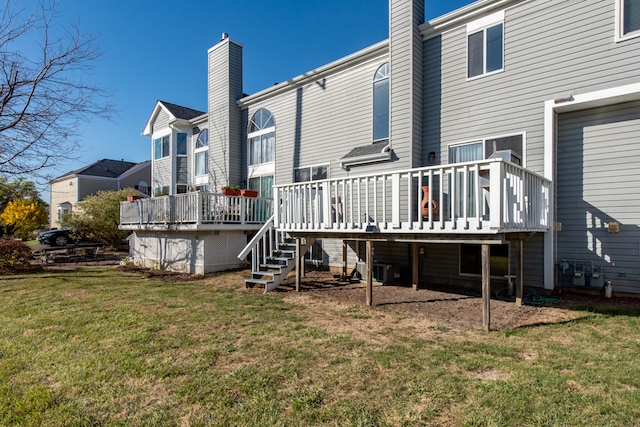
[122,0,640,299]
[50,159,151,229]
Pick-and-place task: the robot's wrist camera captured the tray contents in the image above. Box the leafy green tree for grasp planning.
[0,198,48,239]
[61,189,137,249]
[0,177,42,213]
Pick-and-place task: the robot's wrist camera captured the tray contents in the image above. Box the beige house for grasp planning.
[49,159,151,229]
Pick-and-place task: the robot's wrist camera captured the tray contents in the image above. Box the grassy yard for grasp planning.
[1,268,639,426]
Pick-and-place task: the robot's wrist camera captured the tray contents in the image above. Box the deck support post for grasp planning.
[515,240,524,306]
[295,238,301,292]
[366,240,373,306]
[342,240,348,280]
[412,242,419,291]
[482,244,491,331]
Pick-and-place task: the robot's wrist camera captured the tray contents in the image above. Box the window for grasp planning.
[305,240,324,263]
[618,0,640,39]
[373,63,390,141]
[196,129,208,149]
[176,133,187,155]
[448,133,524,217]
[467,11,504,79]
[176,185,188,194]
[249,175,273,199]
[449,133,524,165]
[195,151,208,176]
[153,135,169,159]
[154,186,169,197]
[248,109,275,165]
[460,244,509,277]
[294,164,328,182]
[194,128,208,177]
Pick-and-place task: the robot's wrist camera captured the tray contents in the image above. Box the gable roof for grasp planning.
[142,100,206,136]
[159,100,206,120]
[51,159,148,182]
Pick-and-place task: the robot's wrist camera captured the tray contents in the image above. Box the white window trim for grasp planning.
[176,132,188,157]
[248,162,275,178]
[372,62,390,143]
[615,0,640,42]
[194,150,209,177]
[294,163,330,182]
[466,10,505,81]
[152,130,171,160]
[447,131,527,166]
[247,128,276,166]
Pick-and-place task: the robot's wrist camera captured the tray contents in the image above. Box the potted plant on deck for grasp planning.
[240,189,258,198]
[221,185,241,196]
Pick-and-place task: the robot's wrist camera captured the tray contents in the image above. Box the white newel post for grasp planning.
[489,161,504,230]
[392,173,400,228]
[322,182,331,228]
[196,192,202,225]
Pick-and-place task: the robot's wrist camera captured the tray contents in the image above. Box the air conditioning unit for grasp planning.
[356,262,401,284]
[489,149,521,165]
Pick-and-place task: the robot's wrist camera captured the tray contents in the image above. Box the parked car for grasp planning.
[37,229,74,246]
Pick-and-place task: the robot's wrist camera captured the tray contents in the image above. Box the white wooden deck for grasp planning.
[120,192,273,231]
[275,159,550,235]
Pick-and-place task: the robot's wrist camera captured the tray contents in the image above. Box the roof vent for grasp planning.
[221,32,229,41]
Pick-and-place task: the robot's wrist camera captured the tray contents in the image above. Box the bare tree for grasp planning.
[0,0,114,176]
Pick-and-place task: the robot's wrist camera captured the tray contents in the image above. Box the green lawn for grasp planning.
[1,268,639,426]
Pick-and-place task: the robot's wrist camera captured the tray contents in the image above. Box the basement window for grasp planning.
[460,243,509,277]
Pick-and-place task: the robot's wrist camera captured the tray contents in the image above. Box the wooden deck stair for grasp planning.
[244,237,314,292]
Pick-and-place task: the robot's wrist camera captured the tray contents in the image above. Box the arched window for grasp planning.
[373,63,390,142]
[248,108,275,165]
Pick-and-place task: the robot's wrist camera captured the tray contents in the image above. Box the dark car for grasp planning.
[37,229,74,246]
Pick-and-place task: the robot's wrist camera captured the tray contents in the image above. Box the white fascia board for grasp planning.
[421,0,521,40]
[191,114,208,125]
[169,118,192,129]
[238,40,389,107]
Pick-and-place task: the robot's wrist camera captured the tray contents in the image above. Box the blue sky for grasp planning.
[40,0,474,197]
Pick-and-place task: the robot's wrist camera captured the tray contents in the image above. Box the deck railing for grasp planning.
[120,192,273,226]
[275,158,550,234]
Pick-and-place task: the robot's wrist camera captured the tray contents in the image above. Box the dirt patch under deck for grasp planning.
[272,269,640,330]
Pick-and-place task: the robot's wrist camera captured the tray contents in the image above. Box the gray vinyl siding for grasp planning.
[244,54,391,186]
[390,0,423,169]
[228,42,243,187]
[155,110,170,131]
[557,101,640,294]
[208,39,243,191]
[152,158,172,192]
[423,0,640,174]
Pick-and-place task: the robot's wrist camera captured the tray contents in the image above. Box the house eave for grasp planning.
[339,150,392,170]
[238,40,389,108]
[420,0,522,40]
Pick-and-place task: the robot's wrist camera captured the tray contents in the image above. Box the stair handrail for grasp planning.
[238,214,275,261]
